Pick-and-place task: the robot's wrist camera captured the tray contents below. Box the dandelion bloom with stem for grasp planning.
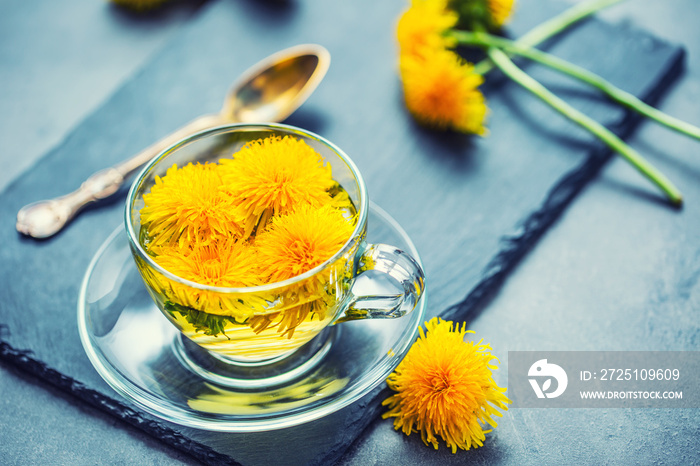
[254,203,356,284]
[140,163,245,250]
[397,1,458,58]
[401,48,487,134]
[383,317,510,453]
[219,136,335,237]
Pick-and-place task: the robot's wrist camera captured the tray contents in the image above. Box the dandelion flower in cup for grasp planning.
[382,317,510,453]
[153,238,261,317]
[155,239,260,289]
[400,48,487,134]
[397,1,458,58]
[251,203,355,338]
[219,136,335,237]
[254,203,356,284]
[140,163,246,250]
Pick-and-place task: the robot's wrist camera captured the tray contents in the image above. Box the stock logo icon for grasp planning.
[528,359,568,399]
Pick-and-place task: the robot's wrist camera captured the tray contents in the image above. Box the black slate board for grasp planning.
[0,0,685,464]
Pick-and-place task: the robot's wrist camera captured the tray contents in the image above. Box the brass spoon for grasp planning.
[16,44,330,239]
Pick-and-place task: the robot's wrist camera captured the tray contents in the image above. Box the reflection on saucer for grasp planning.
[189,369,349,415]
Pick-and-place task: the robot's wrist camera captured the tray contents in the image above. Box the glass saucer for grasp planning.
[77,202,426,432]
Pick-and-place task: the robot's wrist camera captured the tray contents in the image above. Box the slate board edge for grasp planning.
[0,338,235,466]
[0,29,688,466]
[442,45,687,323]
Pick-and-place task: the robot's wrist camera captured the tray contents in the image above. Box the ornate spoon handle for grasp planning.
[16,114,223,239]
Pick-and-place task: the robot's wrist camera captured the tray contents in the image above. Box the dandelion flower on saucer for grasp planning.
[400,48,487,134]
[382,317,510,453]
[254,203,355,284]
[397,1,458,58]
[219,136,335,237]
[140,162,245,250]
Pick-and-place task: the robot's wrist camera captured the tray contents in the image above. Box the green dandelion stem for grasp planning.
[473,0,626,76]
[515,0,626,48]
[486,46,683,206]
[457,31,700,141]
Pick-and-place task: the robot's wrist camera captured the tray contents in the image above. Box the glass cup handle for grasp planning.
[333,243,425,323]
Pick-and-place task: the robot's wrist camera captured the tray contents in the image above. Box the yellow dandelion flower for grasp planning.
[397,2,458,58]
[152,238,262,318]
[254,203,356,283]
[155,239,260,289]
[487,0,516,28]
[219,136,335,237]
[382,317,511,453]
[140,163,245,250]
[400,48,488,134]
[248,203,355,338]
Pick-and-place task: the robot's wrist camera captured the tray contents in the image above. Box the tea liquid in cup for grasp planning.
[126,124,425,367]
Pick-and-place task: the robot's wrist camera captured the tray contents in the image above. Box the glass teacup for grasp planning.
[125,124,425,380]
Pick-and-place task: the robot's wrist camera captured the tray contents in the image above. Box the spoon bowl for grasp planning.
[224,45,329,123]
[16,44,330,239]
